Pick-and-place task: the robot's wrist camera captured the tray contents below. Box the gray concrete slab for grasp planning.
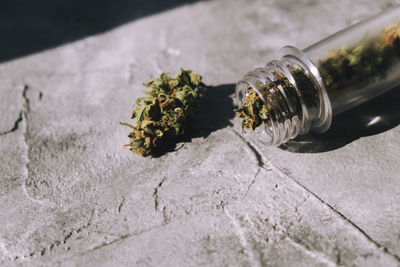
[1,0,400,266]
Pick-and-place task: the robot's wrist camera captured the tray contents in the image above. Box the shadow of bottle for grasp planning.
[152,84,236,157]
[280,85,400,153]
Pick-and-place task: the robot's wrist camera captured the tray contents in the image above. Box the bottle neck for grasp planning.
[236,46,332,145]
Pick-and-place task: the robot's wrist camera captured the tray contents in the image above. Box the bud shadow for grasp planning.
[279,85,400,153]
[152,84,236,157]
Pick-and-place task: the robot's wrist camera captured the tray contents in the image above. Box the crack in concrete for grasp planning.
[90,234,131,252]
[117,196,125,213]
[162,206,170,225]
[7,209,95,261]
[19,85,48,205]
[84,224,166,254]
[153,177,166,212]
[231,129,264,168]
[231,129,265,197]
[22,85,30,111]
[152,177,170,224]
[231,129,273,197]
[273,165,400,262]
[0,111,23,136]
[231,130,400,263]
[0,84,30,137]
[245,167,261,197]
[18,85,52,206]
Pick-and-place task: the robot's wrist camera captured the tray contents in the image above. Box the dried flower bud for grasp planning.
[120,69,204,156]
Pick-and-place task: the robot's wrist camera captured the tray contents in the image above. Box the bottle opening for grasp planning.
[235,48,332,146]
[235,66,303,146]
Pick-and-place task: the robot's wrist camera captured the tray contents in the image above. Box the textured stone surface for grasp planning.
[1,0,400,266]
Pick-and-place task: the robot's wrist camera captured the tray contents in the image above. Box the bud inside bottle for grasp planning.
[236,6,400,146]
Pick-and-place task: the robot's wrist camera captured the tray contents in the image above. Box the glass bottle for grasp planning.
[236,6,400,146]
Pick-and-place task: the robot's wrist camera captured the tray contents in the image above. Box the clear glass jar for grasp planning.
[236,6,400,146]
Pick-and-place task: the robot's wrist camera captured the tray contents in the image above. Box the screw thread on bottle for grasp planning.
[236,47,332,146]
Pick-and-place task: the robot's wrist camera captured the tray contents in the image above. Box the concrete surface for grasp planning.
[1,0,400,266]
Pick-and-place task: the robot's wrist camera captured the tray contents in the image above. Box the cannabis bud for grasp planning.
[235,69,305,132]
[120,69,203,156]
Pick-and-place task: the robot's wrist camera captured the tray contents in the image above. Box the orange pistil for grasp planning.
[383,21,400,46]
